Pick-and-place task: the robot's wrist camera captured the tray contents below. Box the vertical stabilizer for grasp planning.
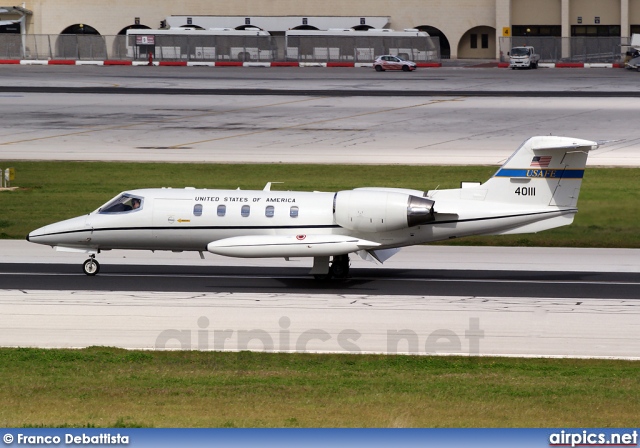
[481,136,598,207]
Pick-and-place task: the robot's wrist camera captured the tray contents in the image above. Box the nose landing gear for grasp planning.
[82,255,100,276]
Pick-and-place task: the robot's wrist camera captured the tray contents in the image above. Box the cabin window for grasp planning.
[193,204,203,216]
[217,204,226,217]
[290,206,299,218]
[99,194,143,214]
[241,205,250,217]
[265,205,275,218]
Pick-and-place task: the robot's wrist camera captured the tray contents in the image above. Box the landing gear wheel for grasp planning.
[83,257,100,276]
[375,65,383,72]
[313,273,333,281]
[330,254,350,279]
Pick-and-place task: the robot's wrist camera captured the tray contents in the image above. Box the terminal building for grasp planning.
[2,0,639,59]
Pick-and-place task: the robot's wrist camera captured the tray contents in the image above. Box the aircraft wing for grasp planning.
[207,234,380,258]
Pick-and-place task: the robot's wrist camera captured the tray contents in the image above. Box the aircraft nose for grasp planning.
[27,225,50,244]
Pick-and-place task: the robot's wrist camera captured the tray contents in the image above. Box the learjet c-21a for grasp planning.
[28,136,598,279]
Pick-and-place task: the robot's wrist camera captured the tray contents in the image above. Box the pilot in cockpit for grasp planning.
[99,195,142,214]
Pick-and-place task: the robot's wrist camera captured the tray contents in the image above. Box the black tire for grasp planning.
[82,258,100,276]
[313,273,333,281]
[402,64,410,72]
[375,65,383,72]
[330,255,350,279]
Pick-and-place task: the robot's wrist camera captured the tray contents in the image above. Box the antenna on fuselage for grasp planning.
[263,182,284,191]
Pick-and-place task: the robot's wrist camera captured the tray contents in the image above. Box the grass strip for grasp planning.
[0,348,638,428]
[0,161,639,247]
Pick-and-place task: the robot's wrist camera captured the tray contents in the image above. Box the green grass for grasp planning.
[0,348,638,428]
[1,161,639,247]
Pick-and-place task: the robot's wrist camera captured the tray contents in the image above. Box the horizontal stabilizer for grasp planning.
[207,234,380,258]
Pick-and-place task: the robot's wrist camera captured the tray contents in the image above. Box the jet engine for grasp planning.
[334,190,435,233]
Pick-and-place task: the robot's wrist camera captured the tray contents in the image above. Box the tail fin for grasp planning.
[481,136,598,207]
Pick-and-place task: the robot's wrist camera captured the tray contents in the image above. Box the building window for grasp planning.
[571,25,620,37]
[481,34,489,49]
[290,206,299,218]
[217,205,226,217]
[265,205,274,218]
[512,25,561,37]
[193,204,203,217]
[241,205,250,217]
[470,34,478,49]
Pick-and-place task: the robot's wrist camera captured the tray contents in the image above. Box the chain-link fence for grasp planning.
[499,36,631,63]
[2,34,630,63]
[0,34,130,60]
[0,34,277,61]
[0,33,440,62]
[285,35,440,62]
[127,33,276,62]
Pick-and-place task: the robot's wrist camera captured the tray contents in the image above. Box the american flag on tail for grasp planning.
[530,156,552,167]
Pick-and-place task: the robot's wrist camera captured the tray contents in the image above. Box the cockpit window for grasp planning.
[99,194,144,214]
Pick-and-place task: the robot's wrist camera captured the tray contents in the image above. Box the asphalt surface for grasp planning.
[1,263,638,299]
[2,86,639,97]
[2,66,639,166]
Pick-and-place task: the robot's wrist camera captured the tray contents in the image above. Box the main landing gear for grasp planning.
[82,255,100,276]
[313,254,350,281]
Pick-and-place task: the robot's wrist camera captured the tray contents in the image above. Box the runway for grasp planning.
[1,288,638,358]
[1,242,639,358]
[2,263,640,299]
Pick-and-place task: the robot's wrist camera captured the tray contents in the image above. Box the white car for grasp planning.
[374,55,417,72]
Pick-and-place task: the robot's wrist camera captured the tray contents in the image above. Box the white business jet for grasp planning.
[28,136,598,279]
